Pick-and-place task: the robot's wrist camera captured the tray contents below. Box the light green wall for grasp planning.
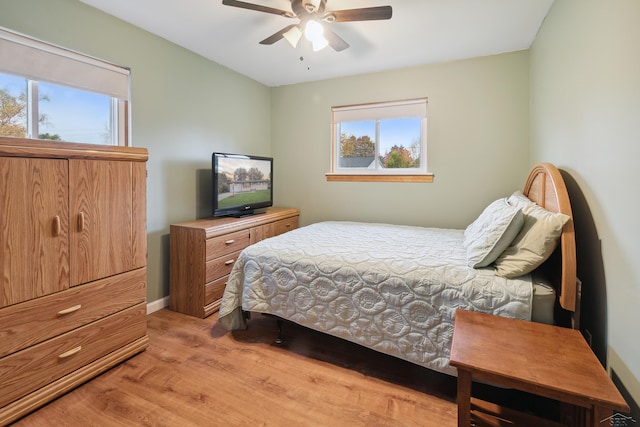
[0,0,272,303]
[530,0,640,406]
[272,52,531,229]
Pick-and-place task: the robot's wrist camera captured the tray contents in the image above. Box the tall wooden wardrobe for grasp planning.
[0,137,149,425]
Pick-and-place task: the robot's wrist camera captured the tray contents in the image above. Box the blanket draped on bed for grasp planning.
[219,221,532,375]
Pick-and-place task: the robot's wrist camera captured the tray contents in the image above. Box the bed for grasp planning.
[218,163,577,376]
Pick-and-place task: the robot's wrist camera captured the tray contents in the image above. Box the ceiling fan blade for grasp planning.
[259,24,299,45]
[222,0,294,18]
[323,26,349,52]
[326,6,392,22]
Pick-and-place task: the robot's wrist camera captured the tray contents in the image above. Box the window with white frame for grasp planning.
[328,98,431,182]
[0,27,130,146]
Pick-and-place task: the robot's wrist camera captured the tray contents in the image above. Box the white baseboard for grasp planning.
[147,296,170,314]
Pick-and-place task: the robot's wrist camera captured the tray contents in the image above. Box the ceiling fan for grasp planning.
[221,0,393,52]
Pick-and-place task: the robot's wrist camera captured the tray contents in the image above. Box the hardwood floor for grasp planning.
[13,309,462,426]
[13,309,559,426]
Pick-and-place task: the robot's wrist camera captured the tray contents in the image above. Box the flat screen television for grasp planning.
[212,152,273,217]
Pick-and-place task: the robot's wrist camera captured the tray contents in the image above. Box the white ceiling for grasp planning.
[78,0,554,87]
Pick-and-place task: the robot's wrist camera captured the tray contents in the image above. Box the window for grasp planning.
[328,98,432,182]
[0,27,129,146]
[0,74,117,144]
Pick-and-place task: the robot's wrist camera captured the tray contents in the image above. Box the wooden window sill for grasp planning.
[325,173,434,183]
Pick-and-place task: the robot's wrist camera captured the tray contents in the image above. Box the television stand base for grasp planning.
[230,210,266,218]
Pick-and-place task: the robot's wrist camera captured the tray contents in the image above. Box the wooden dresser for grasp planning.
[0,137,149,425]
[169,207,299,318]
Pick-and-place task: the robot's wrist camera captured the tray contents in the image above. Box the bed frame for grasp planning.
[522,162,577,314]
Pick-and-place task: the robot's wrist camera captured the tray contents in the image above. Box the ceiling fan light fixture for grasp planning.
[283,26,302,47]
[222,0,392,52]
[304,19,328,51]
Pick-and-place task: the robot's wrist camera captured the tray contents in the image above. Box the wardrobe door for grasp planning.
[0,157,69,306]
[69,159,133,286]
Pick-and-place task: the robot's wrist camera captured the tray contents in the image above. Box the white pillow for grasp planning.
[494,191,570,278]
[464,197,524,268]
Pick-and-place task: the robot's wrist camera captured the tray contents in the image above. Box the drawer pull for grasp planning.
[224,259,235,265]
[78,212,86,231]
[58,346,82,359]
[57,304,82,316]
[52,215,61,236]
[225,239,235,245]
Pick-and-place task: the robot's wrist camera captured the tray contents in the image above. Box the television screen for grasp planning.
[212,152,273,217]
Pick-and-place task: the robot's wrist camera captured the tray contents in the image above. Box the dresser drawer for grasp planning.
[205,250,242,283]
[0,268,146,358]
[205,230,250,261]
[273,217,298,236]
[0,303,147,409]
[205,276,228,307]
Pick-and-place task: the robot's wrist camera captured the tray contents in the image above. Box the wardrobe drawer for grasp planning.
[205,250,242,283]
[0,303,147,409]
[0,268,146,358]
[205,230,250,261]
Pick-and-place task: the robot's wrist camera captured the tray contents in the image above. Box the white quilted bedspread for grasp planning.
[219,221,532,375]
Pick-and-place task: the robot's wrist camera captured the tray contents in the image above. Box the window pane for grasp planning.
[379,117,421,169]
[38,82,113,144]
[0,72,28,138]
[331,98,428,180]
[338,121,376,169]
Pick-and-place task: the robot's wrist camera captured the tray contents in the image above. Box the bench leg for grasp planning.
[591,405,613,427]
[457,369,472,427]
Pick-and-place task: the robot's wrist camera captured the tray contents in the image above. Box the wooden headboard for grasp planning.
[522,163,577,312]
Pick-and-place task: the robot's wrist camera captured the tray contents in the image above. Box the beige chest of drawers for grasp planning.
[0,137,148,425]
[169,207,299,318]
